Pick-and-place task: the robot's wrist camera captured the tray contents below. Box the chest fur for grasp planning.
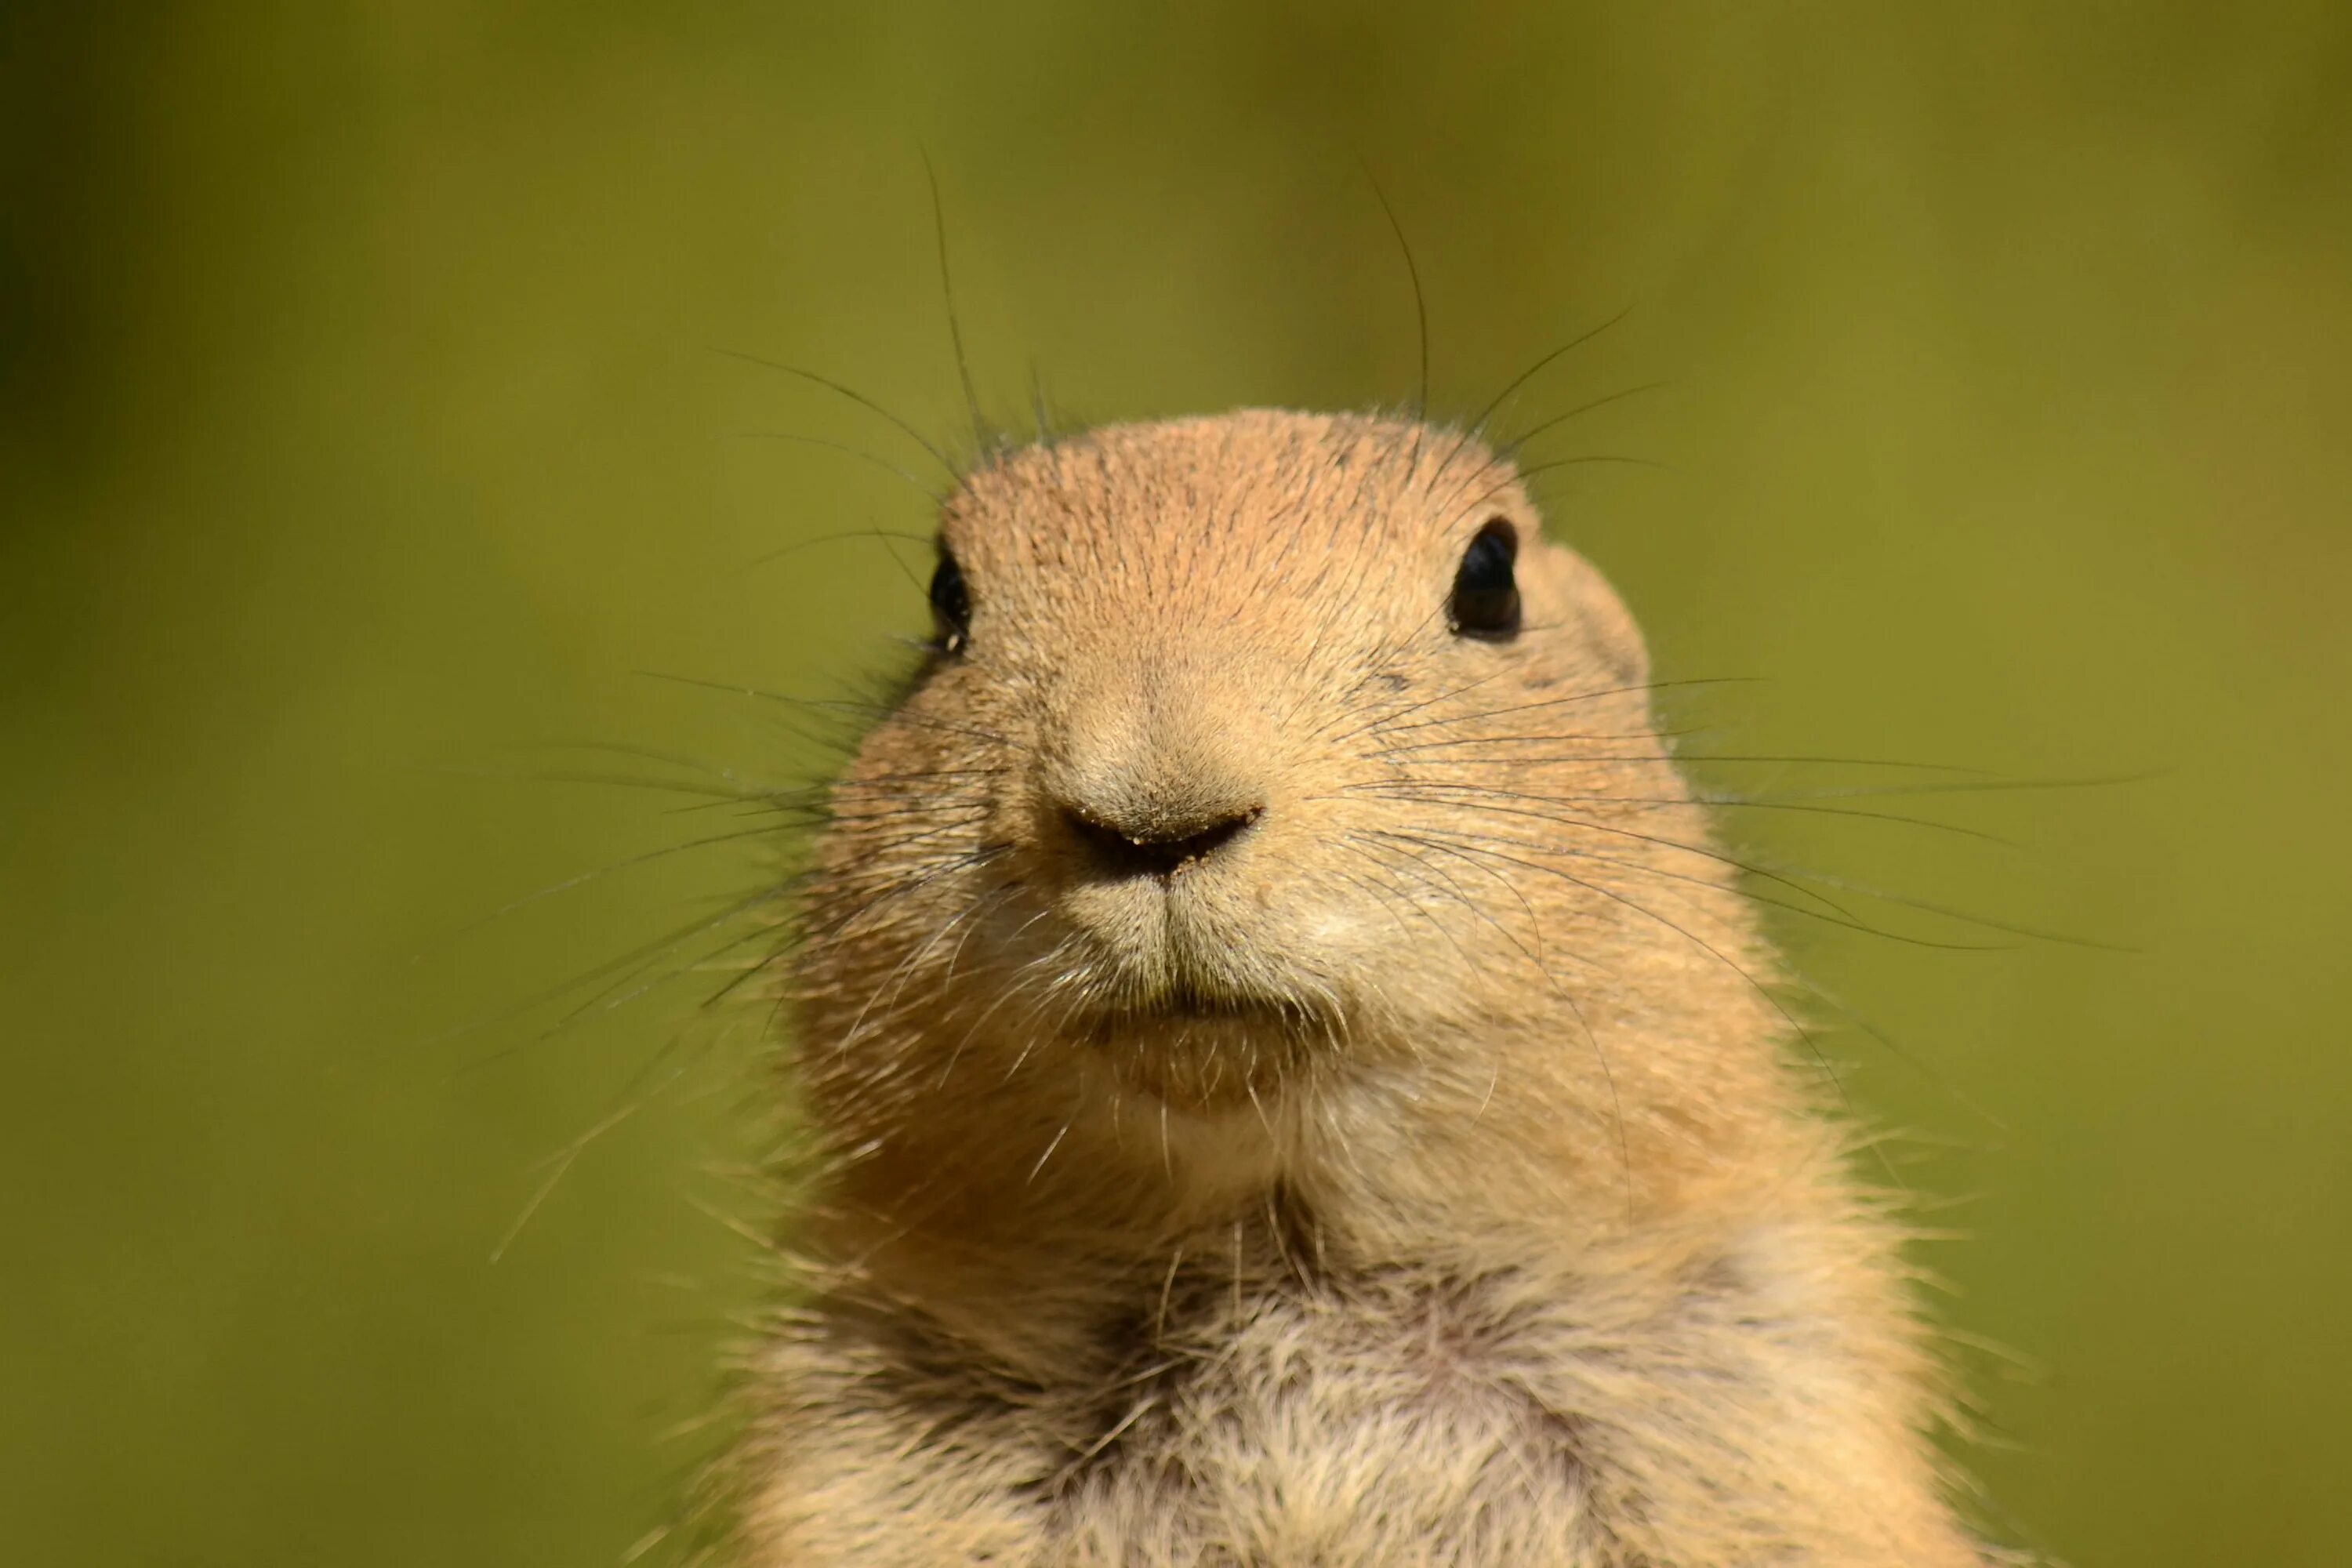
[1022,1249,1844,1567]
[757,1225,1964,1568]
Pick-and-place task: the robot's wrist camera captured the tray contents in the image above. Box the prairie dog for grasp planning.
[724,410,1995,1566]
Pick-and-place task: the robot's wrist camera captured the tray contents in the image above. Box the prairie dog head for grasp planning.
[793,411,1777,1206]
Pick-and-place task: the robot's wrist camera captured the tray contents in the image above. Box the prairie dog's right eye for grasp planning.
[928,548,971,655]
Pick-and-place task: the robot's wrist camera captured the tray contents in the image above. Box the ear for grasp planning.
[1566,555,1650,688]
[1523,540,1650,688]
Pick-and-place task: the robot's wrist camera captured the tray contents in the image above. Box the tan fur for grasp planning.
[724,411,1995,1565]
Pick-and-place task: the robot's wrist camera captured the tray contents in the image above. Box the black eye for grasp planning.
[1449,518,1520,640]
[928,547,971,654]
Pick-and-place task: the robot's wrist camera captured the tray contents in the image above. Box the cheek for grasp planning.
[1296,894,1383,957]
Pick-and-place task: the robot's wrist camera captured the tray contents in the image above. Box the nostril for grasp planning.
[1062,803,1262,880]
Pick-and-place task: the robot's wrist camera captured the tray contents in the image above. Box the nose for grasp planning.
[1045,662,1271,884]
[1060,799,1263,881]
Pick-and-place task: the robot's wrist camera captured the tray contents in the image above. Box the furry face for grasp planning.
[793,411,1759,1134]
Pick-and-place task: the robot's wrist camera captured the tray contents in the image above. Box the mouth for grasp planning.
[1075,975,1334,1043]
[1027,869,1347,1063]
[1066,985,1339,1112]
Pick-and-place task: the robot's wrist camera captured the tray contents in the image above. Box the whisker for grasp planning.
[708,344,959,478]
[491,1051,695,1264]
[1428,306,1634,497]
[639,670,1029,753]
[1356,774,2010,849]
[1711,770,2163,803]
[1398,822,2007,953]
[416,822,806,961]
[1366,677,1764,740]
[427,884,790,1059]
[1498,380,1671,457]
[1346,782,2060,941]
[728,431,946,506]
[921,150,993,452]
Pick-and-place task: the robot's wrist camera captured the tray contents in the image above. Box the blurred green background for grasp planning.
[5,3,2349,1564]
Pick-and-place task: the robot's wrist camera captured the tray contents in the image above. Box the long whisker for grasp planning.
[728,431,946,504]
[1432,306,1634,485]
[1347,782,2067,942]
[1365,677,1766,740]
[419,821,807,960]
[708,345,959,478]
[638,670,1029,753]
[1499,381,1671,457]
[1363,775,2019,849]
[1398,822,2007,953]
[922,150,992,452]
[427,883,790,1058]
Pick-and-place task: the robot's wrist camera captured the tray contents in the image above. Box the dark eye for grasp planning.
[928,547,971,654]
[1449,518,1520,640]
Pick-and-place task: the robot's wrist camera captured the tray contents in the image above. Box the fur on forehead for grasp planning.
[941,409,1523,588]
[937,408,1645,682]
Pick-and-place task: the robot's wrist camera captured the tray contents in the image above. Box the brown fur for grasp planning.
[724,411,1995,1565]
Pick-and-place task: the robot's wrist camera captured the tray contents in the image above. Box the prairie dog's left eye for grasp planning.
[1449,518,1521,640]
[929,547,971,654]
